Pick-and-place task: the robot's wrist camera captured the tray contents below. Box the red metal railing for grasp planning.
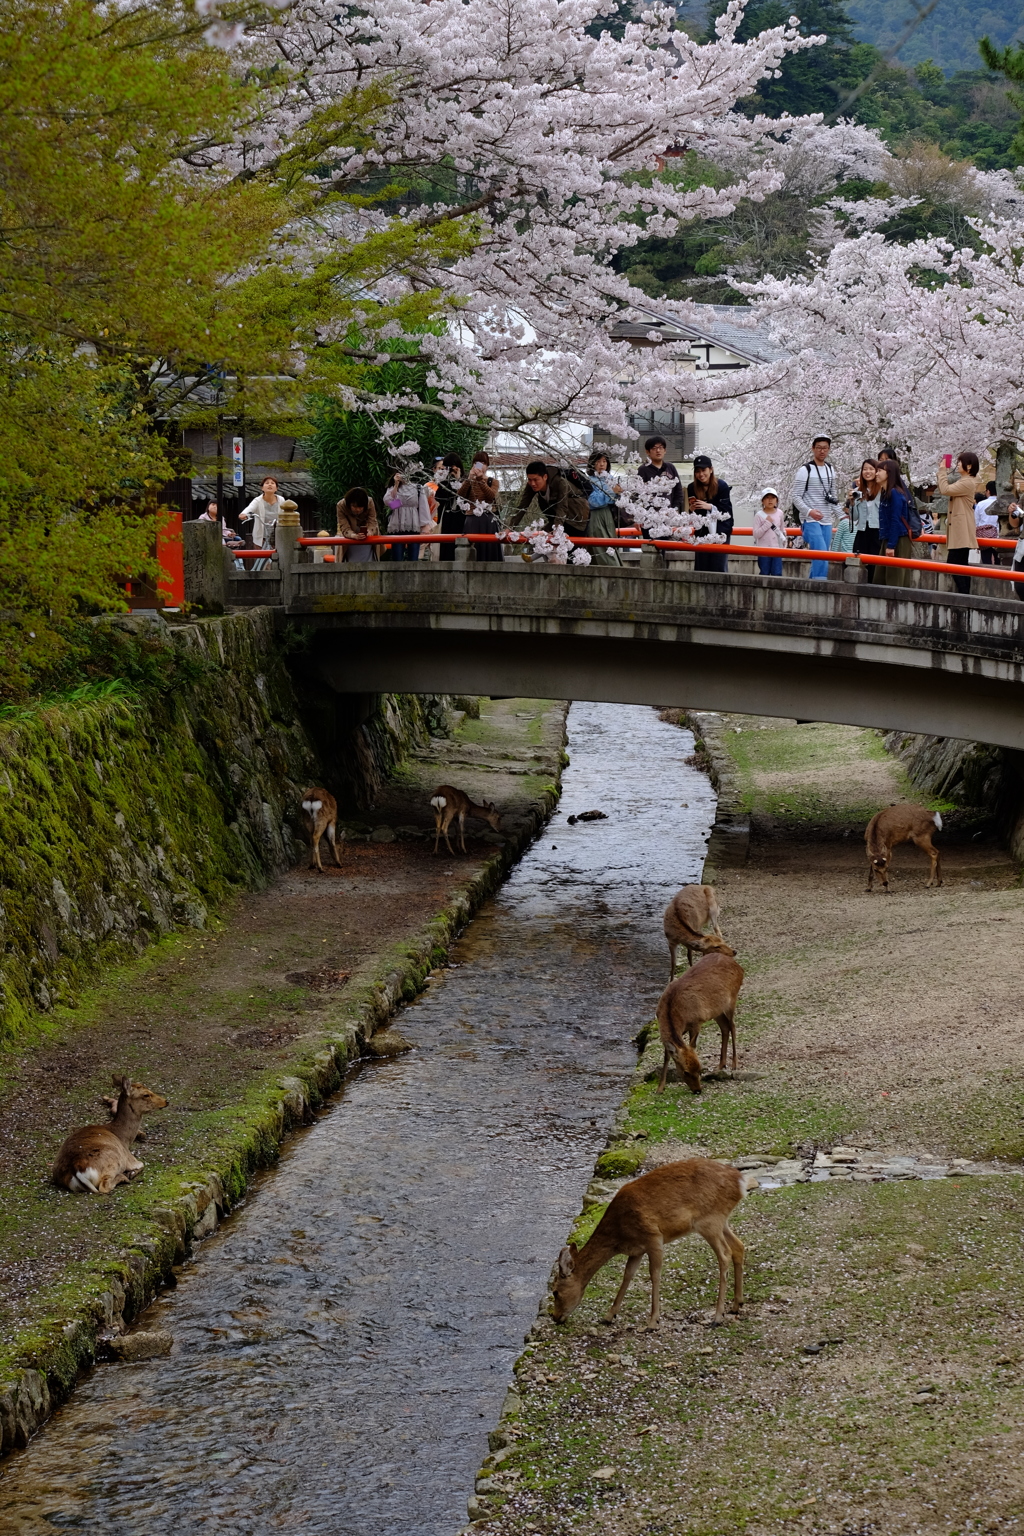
[289,532,1023,585]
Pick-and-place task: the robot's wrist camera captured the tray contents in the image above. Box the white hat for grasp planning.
[759,487,780,501]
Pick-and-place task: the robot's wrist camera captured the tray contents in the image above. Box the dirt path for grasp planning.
[473,719,1024,1536]
[0,697,565,1411]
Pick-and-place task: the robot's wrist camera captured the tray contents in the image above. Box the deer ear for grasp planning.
[557,1245,576,1277]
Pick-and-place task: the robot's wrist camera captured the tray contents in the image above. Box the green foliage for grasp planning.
[0,1,485,688]
[851,0,1024,76]
[978,36,1024,163]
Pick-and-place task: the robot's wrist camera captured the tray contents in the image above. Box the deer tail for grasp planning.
[739,1172,760,1196]
[933,811,943,831]
[430,796,446,810]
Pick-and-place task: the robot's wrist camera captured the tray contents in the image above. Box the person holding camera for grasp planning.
[791,435,837,580]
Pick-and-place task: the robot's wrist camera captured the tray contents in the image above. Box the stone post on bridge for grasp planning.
[183,518,226,613]
[276,503,301,607]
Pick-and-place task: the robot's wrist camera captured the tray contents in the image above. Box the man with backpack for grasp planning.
[792,435,839,580]
[513,461,591,534]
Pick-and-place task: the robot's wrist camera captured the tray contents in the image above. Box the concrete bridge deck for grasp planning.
[221,559,1024,749]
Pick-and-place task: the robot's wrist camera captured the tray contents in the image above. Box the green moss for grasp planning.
[0,612,316,1046]
[594,1145,646,1178]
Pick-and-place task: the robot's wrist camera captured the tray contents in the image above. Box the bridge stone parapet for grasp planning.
[225,562,1024,749]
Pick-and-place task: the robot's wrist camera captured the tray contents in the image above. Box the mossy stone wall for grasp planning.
[0,610,448,1043]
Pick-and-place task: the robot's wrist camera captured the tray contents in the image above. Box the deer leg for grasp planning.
[311,820,324,873]
[698,1224,732,1324]
[442,813,456,856]
[933,847,942,887]
[647,1238,665,1323]
[724,1225,745,1313]
[716,1013,733,1073]
[432,812,441,854]
[606,1253,644,1321]
[458,812,468,854]
[327,821,343,868]
[658,1048,671,1093]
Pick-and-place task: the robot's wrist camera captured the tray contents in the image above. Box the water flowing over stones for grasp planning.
[0,703,716,1536]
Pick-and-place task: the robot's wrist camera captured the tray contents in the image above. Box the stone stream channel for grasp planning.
[0,703,717,1536]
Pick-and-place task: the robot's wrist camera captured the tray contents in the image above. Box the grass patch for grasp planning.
[489,1175,1024,1536]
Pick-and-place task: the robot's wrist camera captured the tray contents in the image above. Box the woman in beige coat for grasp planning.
[336,488,380,563]
[937,452,981,595]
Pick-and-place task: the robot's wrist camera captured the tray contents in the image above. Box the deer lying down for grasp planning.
[663,884,734,979]
[52,1076,168,1194]
[865,803,943,892]
[430,785,501,854]
[551,1158,757,1326]
[657,951,745,1094]
[300,787,343,873]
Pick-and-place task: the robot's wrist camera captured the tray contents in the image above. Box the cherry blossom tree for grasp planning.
[682,203,1024,492]
[204,0,838,441]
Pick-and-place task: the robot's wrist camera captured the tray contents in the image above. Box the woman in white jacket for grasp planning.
[239,476,283,548]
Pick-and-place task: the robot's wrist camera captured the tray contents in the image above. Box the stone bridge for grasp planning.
[203,542,1024,750]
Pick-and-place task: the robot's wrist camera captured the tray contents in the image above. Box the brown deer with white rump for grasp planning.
[300,787,343,872]
[551,1158,757,1326]
[663,883,735,979]
[52,1076,169,1194]
[865,803,943,892]
[430,785,501,854]
[657,951,745,1094]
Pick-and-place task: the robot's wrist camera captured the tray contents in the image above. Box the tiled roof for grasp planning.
[614,302,790,366]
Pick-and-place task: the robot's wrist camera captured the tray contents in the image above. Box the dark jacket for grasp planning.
[514,470,590,533]
[685,478,734,543]
[464,507,504,561]
[638,460,683,510]
[435,478,465,561]
[879,487,915,546]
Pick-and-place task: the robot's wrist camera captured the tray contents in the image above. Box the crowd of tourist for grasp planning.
[213,436,1021,598]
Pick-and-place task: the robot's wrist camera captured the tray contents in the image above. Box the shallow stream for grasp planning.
[0,702,716,1536]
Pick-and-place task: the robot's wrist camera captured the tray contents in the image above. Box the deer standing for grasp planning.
[663,884,734,979]
[52,1076,168,1194]
[551,1158,757,1326]
[656,952,745,1094]
[865,803,943,892]
[429,785,501,854]
[300,787,343,872]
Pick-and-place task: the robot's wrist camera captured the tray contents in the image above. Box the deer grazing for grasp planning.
[663,883,735,979]
[865,803,943,892]
[551,1158,757,1326]
[300,787,343,873]
[429,785,502,854]
[657,952,745,1094]
[52,1075,169,1194]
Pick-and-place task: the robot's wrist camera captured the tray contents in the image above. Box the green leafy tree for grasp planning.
[707,0,864,117]
[978,37,1024,163]
[309,355,486,526]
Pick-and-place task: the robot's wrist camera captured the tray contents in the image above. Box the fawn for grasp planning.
[663,884,735,979]
[865,803,942,891]
[429,785,501,854]
[52,1075,169,1194]
[657,951,745,1094]
[551,1158,757,1326]
[301,787,344,872]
